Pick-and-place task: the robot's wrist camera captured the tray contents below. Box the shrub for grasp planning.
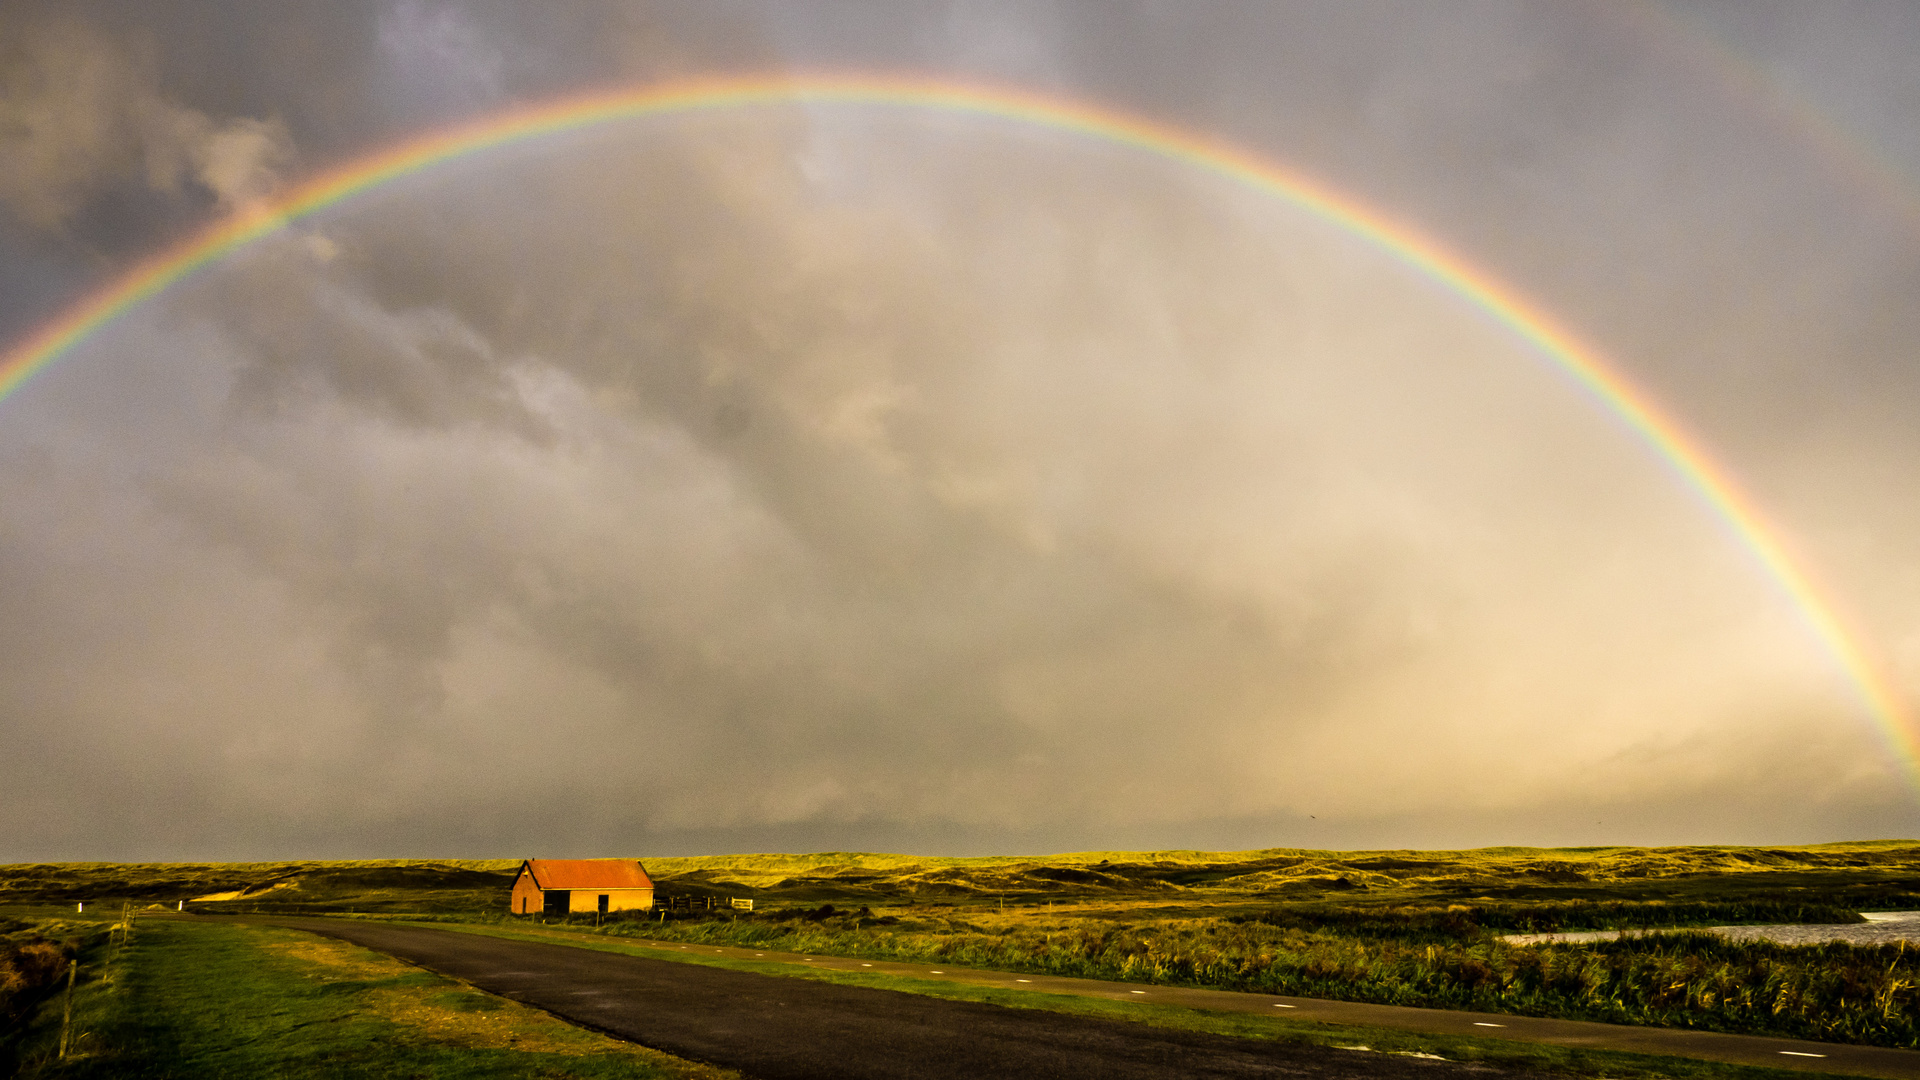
[0,939,70,1028]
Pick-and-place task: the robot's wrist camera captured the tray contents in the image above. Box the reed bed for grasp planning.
[0,938,67,1032]
[0,914,91,1063]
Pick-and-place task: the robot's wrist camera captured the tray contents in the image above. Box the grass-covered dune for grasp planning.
[7,841,1920,914]
[0,861,516,913]
[642,841,1920,912]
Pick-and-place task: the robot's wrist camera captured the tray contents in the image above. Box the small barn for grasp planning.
[510,858,654,916]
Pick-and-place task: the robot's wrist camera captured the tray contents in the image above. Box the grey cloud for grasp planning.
[1,2,1918,860]
[33,108,1857,853]
[0,16,292,231]
[377,1,506,109]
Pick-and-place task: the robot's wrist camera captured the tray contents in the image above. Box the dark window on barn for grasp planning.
[543,890,571,915]
[598,894,609,914]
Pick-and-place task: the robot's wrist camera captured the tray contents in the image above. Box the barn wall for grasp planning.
[567,888,654,913]
[509,873,542,915]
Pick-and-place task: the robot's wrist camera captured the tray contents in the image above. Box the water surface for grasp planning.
[1501,911,1920,947]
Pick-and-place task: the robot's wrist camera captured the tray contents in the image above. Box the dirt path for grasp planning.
[245,916,1557,1080]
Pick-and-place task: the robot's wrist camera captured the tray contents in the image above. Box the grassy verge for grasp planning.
[5,917,737,1079]
[398,918,1866,1080]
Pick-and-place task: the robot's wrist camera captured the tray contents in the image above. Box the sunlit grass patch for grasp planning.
[7,918,737,1078]
[251,934,571,1054]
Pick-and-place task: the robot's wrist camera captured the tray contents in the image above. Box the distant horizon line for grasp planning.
[8,836,1919,867]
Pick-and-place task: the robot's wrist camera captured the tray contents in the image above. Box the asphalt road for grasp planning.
[254,916,1551,1080]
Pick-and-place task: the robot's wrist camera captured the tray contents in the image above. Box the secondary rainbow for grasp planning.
[1,72,1911,781]
[1619,1,1920,240]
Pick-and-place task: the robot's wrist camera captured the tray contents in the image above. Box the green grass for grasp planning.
[398,918,1870,1080]
[3,918,735,1079]
[635,841,1920,906]
[0,861,514,915]
[13,840,1920,915]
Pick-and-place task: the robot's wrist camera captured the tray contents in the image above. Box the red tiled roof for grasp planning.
[522,859,653,890]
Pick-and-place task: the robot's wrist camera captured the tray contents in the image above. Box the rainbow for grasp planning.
[1,72,1911,780]
[1621,1,1920,240]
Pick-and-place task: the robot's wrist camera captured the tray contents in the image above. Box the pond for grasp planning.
[1501,911,1920,946]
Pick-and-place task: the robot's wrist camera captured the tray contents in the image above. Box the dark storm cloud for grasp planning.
[1,1,1918,860]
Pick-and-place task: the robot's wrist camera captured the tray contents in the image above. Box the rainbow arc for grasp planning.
[0,73,1909,783]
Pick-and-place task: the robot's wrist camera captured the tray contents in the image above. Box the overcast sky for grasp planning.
[4,0,1920,861]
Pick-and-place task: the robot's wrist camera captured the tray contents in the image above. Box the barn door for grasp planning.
[543,890,570,916]
[597,894,609,914]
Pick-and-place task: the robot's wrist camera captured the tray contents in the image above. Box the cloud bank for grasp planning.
[2,2,1918,860]
[0,106,1899,859]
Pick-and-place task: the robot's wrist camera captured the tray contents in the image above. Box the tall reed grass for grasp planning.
[596,911,1920,1047]
[0,933,73,1033]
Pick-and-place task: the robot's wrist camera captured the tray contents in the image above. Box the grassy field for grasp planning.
[6,841,1920,1072]
[0,861,511,914]
[11,841,1920,916]
[633,841,1920,911]
[2,915,734,1078]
